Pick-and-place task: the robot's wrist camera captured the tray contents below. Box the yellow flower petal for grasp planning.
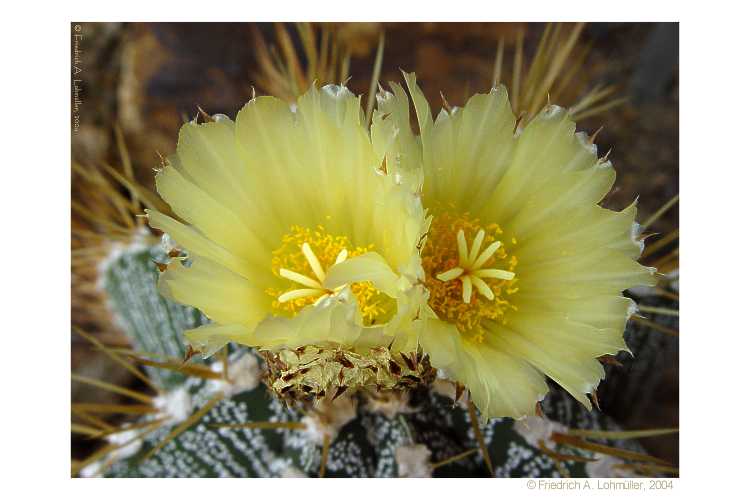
[146,209,253,280]
[371,81,423,190]
[184,323,255,358]
[480,106,611,228]
[253,289,363,350]
[518,200,645,265]
[421,320,546,419]
[404,71,516,213]
[174,117,264,233]
[456,340,547,420]
[150,83,429,359]
[323,252,401,297]
[490,325,603,411]
[155,164,269,269]
[158,256,272,329]
[392,75,656,420]
[417,319,462,371]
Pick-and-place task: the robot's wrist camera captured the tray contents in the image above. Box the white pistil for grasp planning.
[435,267,464,281]
[473,241,503,269]
[473,268,515,280]
[468,229,485,263]
[470,275,494,301]
[436,230,516,304]
[278,288,324,303]
[301,242,327,283]
[457,230,469,267]
[279,268,322,289]
[277,244,347,304]
[334,248,348,265]
[460,275,473,304]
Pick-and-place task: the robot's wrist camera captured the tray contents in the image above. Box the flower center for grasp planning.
[421,211,519,342]
[266,225,387,324]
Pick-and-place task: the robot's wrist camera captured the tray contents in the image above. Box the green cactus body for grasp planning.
[91,244,655,478]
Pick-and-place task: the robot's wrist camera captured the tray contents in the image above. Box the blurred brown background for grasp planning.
[71,22,678,464]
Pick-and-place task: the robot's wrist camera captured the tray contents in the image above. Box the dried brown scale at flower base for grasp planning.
[261,345,436,405]
[71,244,674,478]
[71,21,678,468]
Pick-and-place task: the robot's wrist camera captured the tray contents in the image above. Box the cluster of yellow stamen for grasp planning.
[266,225,387,324]
[421,211,519,343]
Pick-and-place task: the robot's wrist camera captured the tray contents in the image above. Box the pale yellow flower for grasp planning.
[147,84,426,357]
[374,73,656,419]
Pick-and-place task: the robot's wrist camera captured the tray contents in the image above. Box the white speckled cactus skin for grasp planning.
[98,244,656,478]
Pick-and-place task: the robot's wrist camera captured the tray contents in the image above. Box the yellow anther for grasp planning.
[421,211,520,339]
[266,225,387,323]
[434,218,515,304]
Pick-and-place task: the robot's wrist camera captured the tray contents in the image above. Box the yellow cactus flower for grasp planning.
[374,74,656,419]
[147,84,427,360]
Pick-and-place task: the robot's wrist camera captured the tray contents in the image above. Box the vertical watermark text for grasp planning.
[71,24,84,133]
